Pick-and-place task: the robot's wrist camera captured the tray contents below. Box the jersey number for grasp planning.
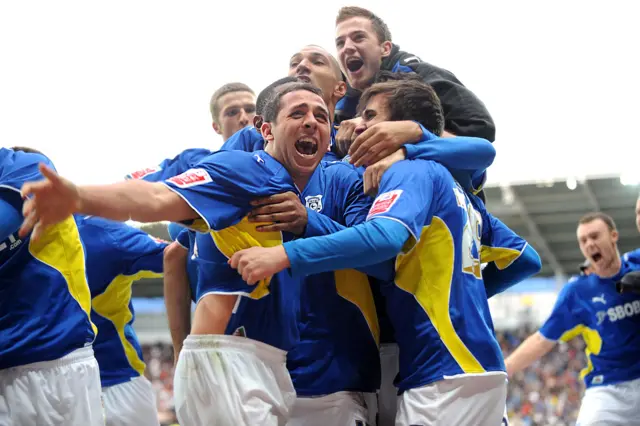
[459,193,482,279]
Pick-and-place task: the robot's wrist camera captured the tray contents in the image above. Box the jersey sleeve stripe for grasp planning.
[480,244,525,270]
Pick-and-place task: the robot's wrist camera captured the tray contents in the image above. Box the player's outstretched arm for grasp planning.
[504,331,555,376]
[19,163,198,240]
[229,218,408,285]
[163,241,192,362]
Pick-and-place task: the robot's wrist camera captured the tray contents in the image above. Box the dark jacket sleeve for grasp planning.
[410,62,496,141]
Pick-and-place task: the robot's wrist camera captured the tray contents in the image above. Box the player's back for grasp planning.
[286,161,381,396]
[378,159,504,393]
[0,148,95,369]
[76,215,166,387]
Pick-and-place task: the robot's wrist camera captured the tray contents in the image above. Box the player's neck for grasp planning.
[597,254,622,279]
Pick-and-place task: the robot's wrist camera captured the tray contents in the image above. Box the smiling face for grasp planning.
[262,88,331,182]
[577,218,619,276]
[335,17,392,91]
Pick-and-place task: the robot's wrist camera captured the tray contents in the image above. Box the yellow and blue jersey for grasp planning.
[539,255,640,388]
[0,148,95,369]
[76,215,166,387]
[288,161,381,396]
[163,149,302,351]
[367,159,512,393]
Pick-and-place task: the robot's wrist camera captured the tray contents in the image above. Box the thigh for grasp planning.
[103,377,159,426]
[397,375,507,426]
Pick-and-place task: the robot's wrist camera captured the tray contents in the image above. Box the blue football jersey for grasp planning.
[367,159,506,393]
[0,148,95,369]
[125,147,212,181]
[219,126,265,152]
[163,150,302,351]
[287,161,381,395]
[539,255,640,388]
[77,215,166,387]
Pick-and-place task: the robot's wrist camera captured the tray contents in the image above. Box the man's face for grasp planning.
[636,197,640,232]
[288,46,343,107]
[577,219,619,275]
[354,93,390,136]
[263,90,331,178]
[335,17,390,90]
[213,91,256,141]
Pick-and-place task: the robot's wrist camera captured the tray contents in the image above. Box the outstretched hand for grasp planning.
[19,163,81,240]
[228,246,291,285]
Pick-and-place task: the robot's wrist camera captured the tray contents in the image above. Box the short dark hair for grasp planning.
[357,80,445,135]
[256,77,298,116]
[209,82,254,124]
[579,212,617,231]
[374,70,422,84]
[10,146,45,156]
[262,83,323,124]
[336,6,392,43]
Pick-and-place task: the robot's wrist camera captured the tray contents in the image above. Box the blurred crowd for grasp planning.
[141,327,586,426]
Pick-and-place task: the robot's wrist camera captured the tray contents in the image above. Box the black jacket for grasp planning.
[335,44,496,142]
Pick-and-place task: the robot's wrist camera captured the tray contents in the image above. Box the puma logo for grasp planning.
[592,294,607,304]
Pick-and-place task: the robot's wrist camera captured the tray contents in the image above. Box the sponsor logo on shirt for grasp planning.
[128,166,161,180]
[168,169,212,188]
[598,300,640,323]
[368,190,402,218]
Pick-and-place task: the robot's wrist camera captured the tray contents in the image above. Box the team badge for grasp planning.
[305,195,323,212]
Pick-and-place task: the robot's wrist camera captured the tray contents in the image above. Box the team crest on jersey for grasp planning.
[368,190,402,218]
[168,168,212,188]
[305,195,323,212]
[232,326,247,337]
[129,166,161,180]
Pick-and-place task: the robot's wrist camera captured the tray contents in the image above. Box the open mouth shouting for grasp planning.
[346,56,364,74]
[294,137,319,157]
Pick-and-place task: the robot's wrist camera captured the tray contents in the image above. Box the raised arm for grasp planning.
[19,164,198,239]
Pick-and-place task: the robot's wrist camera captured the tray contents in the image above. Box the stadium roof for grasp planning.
[484,176,640,279]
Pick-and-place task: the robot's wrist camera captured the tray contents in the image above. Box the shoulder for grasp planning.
[392,158,451,181]
[321,160,362,182]
[220,127,263,152]
[0,149,55,189]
